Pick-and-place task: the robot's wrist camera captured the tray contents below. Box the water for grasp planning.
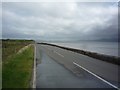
[50,41,119,57]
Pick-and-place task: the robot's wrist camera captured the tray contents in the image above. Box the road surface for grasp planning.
[36,44,119,88]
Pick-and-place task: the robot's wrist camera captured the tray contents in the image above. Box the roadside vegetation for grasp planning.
[2,39,34,88]
[0,40,2,89]
[2,39,33,61]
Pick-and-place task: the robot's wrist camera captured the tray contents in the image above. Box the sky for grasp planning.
[2,1,119,41]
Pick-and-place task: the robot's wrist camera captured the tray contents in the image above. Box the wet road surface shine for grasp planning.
[36,45,114,88]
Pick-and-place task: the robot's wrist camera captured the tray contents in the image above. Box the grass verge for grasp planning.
[2,44,34,88]
[2,39,33,61]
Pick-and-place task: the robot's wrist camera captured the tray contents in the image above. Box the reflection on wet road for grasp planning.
[36,45,114,88]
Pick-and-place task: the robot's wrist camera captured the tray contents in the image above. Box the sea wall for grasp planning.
[38,43,120,65]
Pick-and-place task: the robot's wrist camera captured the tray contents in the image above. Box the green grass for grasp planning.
[2,40,34,88]
[2,39,33,61]
[3,45,34,88]
[0,63,1,90]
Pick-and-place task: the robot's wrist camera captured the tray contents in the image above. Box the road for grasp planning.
[36,44,119,88]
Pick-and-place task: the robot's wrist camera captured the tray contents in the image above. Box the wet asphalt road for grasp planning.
[36,44,119,88]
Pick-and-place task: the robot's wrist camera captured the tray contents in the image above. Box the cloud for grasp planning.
[2,2,118,41]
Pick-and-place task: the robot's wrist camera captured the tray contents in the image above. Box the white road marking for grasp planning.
[54,51,64,57]
[45,46,64,57]
[73,62,118,89]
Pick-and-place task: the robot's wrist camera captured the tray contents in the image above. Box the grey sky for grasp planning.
[2,2,118,41]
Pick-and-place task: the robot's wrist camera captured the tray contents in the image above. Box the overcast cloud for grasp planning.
[2,2,118,41]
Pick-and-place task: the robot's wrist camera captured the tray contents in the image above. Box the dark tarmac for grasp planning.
[36,44,119,88]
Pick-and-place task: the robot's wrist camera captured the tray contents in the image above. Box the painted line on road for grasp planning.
[54,51,64,57]
[44,46,64,57]
[73,62,118,89]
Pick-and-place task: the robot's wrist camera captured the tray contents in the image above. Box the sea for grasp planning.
[48,41,119,57]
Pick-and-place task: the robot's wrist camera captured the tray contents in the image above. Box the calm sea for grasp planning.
[50,41,119,57]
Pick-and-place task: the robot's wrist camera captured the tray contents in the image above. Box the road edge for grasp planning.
[73,62,118,89]
[38,43,119,65]
[32,43,36,88]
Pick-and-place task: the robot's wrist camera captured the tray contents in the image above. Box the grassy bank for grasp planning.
[2,40,34,88]
[0,61,1,90]
[2,39,33,61]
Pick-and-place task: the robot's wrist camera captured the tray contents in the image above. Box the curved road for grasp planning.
[36,44,119,88]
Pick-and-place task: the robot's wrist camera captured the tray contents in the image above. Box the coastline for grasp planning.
[38,43,119,65]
